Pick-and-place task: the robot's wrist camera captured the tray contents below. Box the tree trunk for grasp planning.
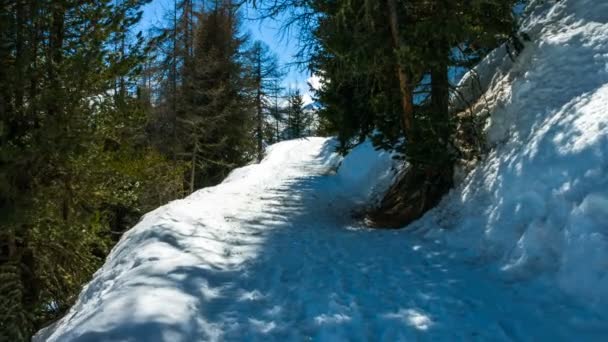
[276,114,279,142]
[431,37,450,147]
[275,91,280,142]
[28,0,39,119]
[367,164,451,228]
[368,1,454,229]
[15,0,25,110]
[256,55,263,162]
[48,1,65,118]
[190,138,198,193]
[386,0,414,141]
[172,0,178,159]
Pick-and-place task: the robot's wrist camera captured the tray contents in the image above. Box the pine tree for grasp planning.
[286,90,311,139]
[244,40,283,161]
[252,0,523,226]
[145,0,198,160]
[267,78,286,143]
[0,1,185,339]
[179,1,255,191]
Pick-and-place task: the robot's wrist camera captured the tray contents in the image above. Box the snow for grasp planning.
[36,137,608,341]
[35,0,608,340]
[450,42,513,113]
[415,0,608,311]
[335,140,397,204]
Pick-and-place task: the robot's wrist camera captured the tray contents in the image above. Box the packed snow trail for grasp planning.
[37,138,606,341]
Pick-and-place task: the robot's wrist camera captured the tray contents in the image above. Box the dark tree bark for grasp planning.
[431,37,451,147]
[386,0,415,142]
[256,55,263,162]
[369,2,454,229]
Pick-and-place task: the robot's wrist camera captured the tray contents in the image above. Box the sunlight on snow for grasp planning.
[384,309,434,331]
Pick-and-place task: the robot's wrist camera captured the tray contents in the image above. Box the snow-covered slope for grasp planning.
[417,0,608,309]
[35,138,398,341]
[36,0,608,340]
[37,137,607,342]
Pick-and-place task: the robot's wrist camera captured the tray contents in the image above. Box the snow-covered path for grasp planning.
[38,138,607,342]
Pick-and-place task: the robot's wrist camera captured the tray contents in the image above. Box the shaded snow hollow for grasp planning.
[37,0,608,341]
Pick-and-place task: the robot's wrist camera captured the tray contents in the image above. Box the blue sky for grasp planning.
[140,0,315,103]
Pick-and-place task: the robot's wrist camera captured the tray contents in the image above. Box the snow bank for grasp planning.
[416,0,608,310]
[451,43,513,113]
[335,140,398,204]
[35,138,342,342]
[38,134,606,341]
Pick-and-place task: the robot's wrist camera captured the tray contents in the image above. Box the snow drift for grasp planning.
[417,0,608,309]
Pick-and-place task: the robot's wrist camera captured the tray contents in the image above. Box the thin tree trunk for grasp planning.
[62,175,71,222]
[48,1,65,118]
[172,0,178,159]
[15,0,25,110]
[431,38,450,146]
[274,90,280,142]
[28,0,39,118]
[368,0,454,229]
[256,55,263,162]
[120,11,127,101]
[276,115,279,142]
[190,137,198,193]
[386,0,414,141]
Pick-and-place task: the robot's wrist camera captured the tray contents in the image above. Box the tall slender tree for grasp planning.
[245,40,283,161]
[179,0,255,191]
[285,89,311,139]
[267,78,286,143]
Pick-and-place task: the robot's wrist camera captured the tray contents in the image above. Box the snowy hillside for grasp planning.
[36,137,607,341]
[35,0,608,341]
[416,0,608,310]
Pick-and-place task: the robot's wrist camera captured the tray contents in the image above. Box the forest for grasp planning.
[0,0,315,338]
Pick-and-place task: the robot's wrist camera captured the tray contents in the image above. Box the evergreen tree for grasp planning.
[0,1,185,339]
[285,90,311,139]
[179,1,255,192]
[252,0,523,226]
[244,40,283,161]
[267,78,286,143]
[145,0,198,160]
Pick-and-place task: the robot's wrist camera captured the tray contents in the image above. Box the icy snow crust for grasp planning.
[37,0,608,340]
